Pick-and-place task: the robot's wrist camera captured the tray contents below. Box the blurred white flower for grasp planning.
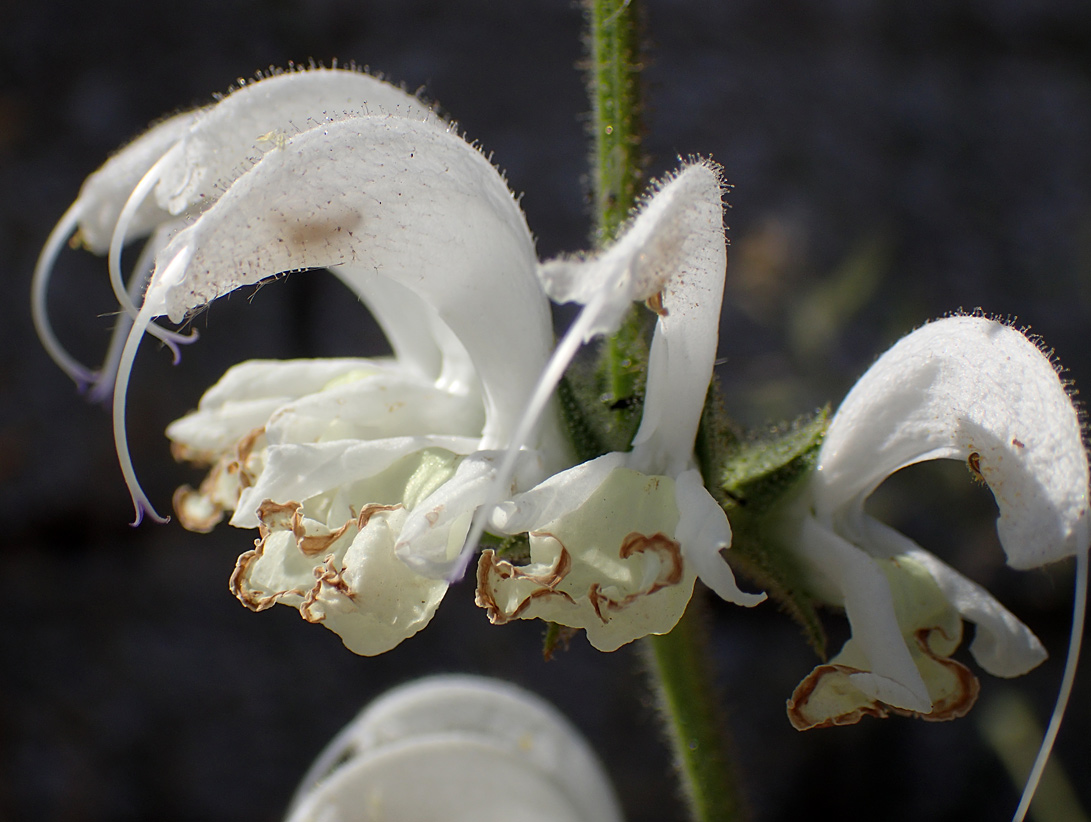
[283,675,624,822]
[476,163,765,651]
[785,315,1090,730]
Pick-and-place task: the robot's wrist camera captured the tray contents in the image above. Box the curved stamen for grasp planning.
[107,149,197,353]
[1011,548,1088,822]
[31,202,100,389]
[89,224,199,404]
[110,246,193,526]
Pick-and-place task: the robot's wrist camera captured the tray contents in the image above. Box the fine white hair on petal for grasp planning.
[814,315,1090,570]
[284,676,624,822]
[539,160,727,342]
[148,115,552,449]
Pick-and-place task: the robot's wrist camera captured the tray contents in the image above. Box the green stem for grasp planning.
[582,5,746,819]
[645,603,747,822]
[584,0,642,245]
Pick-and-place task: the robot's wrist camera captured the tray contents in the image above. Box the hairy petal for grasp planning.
[814,315,1090,569]
[147,116,551,447]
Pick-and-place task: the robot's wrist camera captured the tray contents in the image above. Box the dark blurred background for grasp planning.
[2,1,1090,820]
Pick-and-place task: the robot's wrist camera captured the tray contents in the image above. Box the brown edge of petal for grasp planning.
[172,484,223,533]
[475,546,575,625]
[619,531,684,589]
[786,663,891,731]
[896,628,980,723]
[299,556,355,624]
[230,539,287,612]
[357,503,402,529]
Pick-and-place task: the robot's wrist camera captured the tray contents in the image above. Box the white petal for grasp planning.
[815,315,1090,569]
[287,675,623,822]
[147,115,551,448]
[488,452,627,535]
[72,110,202,251]
[795,516,932,712]
[539,161,726,342]
[231,437,475,528]
[264,369,484,446]
[152,68,439,218]
[674,469,765,607]
[854,514,1047,677]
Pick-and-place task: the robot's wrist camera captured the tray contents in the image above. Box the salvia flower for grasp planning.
[38,67,765,656]
[785,315,1090,731]
[284,675,624,822]
[38,67,572,654]
[476,163,765,651]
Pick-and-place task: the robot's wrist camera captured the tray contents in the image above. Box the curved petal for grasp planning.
[114,115,555,520]
[150,68,439,218]
[231,438,472,528]
[539,161,726,342]
[146,116,550,446]
[794,516,932,712]
[853,514,1047,677]
[814,315,1090,569]
[674,469,765,607]
[70,110,202,252]
[286,676,623,822]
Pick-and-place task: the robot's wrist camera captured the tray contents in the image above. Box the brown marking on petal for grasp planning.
[1012,438,1026,449]
[228,538,306,612]
[299,556,355,623]
[475,547,574,625]
[279,210,364,252]
[425,507,442,527]
[787,629,980,731]
[619,532,684,589]
[645,290,669,317]
[357,503,402,529]
[786,664,891,731]
[297,520,353,557]
[172,484,224,533]
[257,500,301,530]
[588,532,686,621]
[967,451,984,483]
[896,629,980,723]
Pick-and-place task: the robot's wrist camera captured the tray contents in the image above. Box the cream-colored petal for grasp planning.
[793,516,932,712]
[853,514,1047,677]
[300,506,448,656]
[674,469,765,607]
[478,467,695,652]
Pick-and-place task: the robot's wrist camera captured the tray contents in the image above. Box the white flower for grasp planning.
[476,163,765,651]
[32,66,440,401]
[785,315,1090,730]
[39,68,573,655]
[283,675,624,822]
